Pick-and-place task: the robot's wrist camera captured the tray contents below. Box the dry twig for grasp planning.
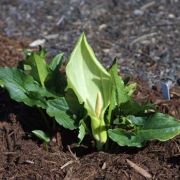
[60,145,81,170]
[60,160,74,170]
[130,32,158,45]
[67,145,79,162]
[126,159,152,179]
[140,1,155,11]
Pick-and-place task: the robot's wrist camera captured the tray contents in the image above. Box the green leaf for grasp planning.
[113,115,145,126]
[66,33,111,118]
[0,67,48,108]
[0,68,44,106]
[137,113,180,141]
[120,101,155,116]
[46,56,66,95]
[78,120,86,144]
[126,115,145,126]
[24,51,49,87]
[23,64,32,71]
[46,98,78,130]
[49,53,64,71]
[107,59,136,124]
[32,130,50,143]
[108,128,143,147]
[125,83,136,96]
[108,113,180,147]
[109,59,130,106]
[65,89,85,117]
[0,79,4,87]
[38,48,47,58]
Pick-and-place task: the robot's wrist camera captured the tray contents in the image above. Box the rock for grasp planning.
[160,79,173,100]
[99,24,107,31]
[44,34,59,40]
[133,9,144,16]
[168,14,175,19]
[29,39,46,47]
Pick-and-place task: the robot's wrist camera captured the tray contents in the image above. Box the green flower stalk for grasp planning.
[91,92,107,150]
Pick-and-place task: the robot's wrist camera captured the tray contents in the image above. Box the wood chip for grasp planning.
[130,32,158,46]
[60,160,74,169]
[101,162,106,170]
[126,159,152,179]
[140,1,155,11]
[44,34,59,40]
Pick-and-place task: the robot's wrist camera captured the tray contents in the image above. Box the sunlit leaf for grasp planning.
[108,128,143,147]
[24,51,49,87]
[0,67,48,108]
[66,33,112,148]
[78,120,86,144]
[32,130,50,143]
[66,33,112,118]
[108,113,180,147]
[49,53,64,71]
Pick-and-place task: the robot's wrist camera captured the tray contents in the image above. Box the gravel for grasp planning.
[0,0,179,87]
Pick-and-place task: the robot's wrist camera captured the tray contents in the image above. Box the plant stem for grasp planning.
[43,142,48,151]
[91,116,107,150]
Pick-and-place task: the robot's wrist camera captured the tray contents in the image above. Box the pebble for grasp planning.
[168,14,175,19]
[29,39,46,47]
[160,79,173,100]
[103,49,110,53]
[98,24,107,31]
[44,34,59,40]
[133,9,144,16]
[101,162,106,170]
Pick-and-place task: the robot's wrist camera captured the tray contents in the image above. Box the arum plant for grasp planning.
[0,33,180,150]
[66,33,112,149]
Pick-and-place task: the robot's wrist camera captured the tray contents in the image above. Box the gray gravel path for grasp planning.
[0,0,180,87]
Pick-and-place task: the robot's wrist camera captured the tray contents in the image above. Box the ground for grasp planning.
[0,0,180,86]
[0,0,180,179]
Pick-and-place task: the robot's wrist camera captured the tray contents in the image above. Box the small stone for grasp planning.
[168,14,175,19]
[99,24,107,31]
[29,39,46,47]
[46,15,53,20]
[44,34,59,40]
[101,162,106,170]
[160,79,173,100]
[133,9,144,16]
[103,49,110,53]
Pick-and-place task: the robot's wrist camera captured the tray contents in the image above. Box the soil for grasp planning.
[0,1,180,179]
[0,33,180,180]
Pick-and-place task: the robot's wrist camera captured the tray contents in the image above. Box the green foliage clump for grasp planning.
[0,33,179,150]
